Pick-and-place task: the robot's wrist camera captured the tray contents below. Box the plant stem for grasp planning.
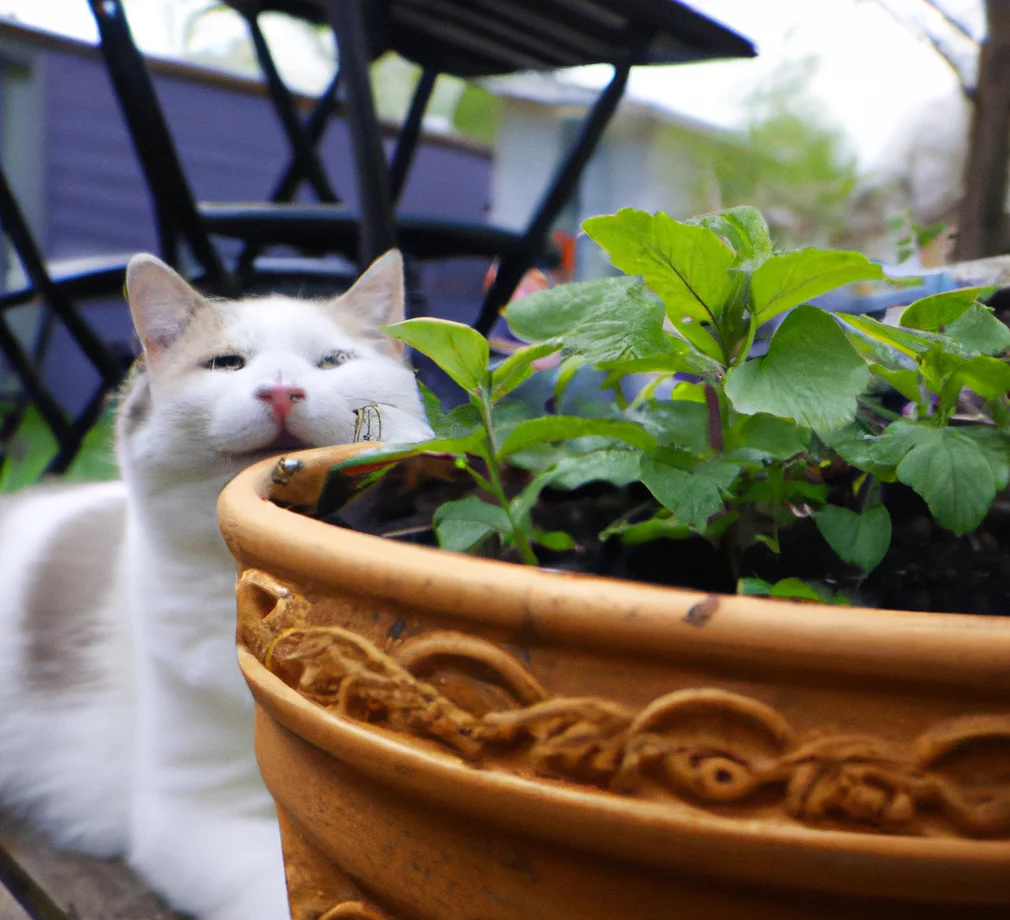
[476,389,539,565]
[704,383,725,452]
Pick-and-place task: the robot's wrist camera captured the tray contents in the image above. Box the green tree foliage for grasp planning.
[711,60,859,247]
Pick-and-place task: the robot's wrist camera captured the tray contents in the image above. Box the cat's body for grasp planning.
[0,251,430,920]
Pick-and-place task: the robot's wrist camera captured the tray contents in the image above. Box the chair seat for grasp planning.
[199,202,525,260]
[0,254,130,311]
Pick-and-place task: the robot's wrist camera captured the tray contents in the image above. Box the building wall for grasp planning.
[490,94,731,282]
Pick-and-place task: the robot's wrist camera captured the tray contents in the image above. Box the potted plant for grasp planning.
[218,207,1010,920]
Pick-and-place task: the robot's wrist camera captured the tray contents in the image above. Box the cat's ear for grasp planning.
[125,254,206,361]
[337,250,406,350]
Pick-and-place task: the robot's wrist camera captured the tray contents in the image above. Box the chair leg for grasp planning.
[473,59,632,335]
[388,68,437,206]
[236,68,345,281]
[328,0,397,266]
[243,11,339,204]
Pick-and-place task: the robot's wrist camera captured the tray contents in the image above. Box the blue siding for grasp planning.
[43,51,157,259]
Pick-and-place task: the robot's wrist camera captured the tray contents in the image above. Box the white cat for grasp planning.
[0,250,431,920]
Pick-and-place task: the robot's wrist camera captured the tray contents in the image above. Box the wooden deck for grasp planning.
[0,820,188,920]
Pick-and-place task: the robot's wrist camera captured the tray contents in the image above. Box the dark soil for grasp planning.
[318,456,1010,617]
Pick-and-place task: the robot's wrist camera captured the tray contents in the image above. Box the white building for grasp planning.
[485,72,737,279]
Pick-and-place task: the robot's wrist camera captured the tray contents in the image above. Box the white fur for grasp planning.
[0,252,431,920]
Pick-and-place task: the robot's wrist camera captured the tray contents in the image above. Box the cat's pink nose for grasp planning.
[256,384,306,421]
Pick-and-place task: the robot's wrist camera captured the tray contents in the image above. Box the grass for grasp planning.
[0,405,119,493]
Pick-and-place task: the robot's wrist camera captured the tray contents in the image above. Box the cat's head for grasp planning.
[117,251,431,482]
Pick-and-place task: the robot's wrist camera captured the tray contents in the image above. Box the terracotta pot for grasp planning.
[218,444,1010,920]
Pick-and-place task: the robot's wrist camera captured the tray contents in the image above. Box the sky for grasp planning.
[568,0,983,169]
[0,0,985,170]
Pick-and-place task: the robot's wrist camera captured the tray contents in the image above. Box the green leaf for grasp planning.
[496,416,656,460]
[696,206,773,266]
[731,413,812,459]
[899,287,996,332]
[547,449,643,490]
[434,496,511,553]
[490,342,561,402]
[921,348,1010,400]
[960,427,1010,488]
[818,423,887,475]
[769,577,831,603]
[317,434,490,518]
[753,533,781,554]
[600,513,692,545]
[532,528,576,551]
[416,383,484,439]
[737,576,773,596]
[874,422,1003,534]
[750,249,884,324]
[597,346,723,382]
[631,400,711,454]
[944,304,1010,356]
[438,403,483,439]
[739,478,829,505]
[843,322,926,372]
[504,276,675,364]
[554,354,586,405]
[737,576,830,603]
[670,381,707,403]
[417,381,445,430]
[332,429,489,474]
[640,453,740,530]
[868,364,922,403]
[509,470,553,525]
[839,313,942,358]
[382,318,489,394]
[583,208,737,323]
[665,316,725,363]
[724,306,870,433]
[951,353,1010,398]
[814,504,891,572]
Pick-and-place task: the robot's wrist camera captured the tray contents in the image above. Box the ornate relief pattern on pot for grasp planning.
[318,901,394,920]
[238,570,1010,840]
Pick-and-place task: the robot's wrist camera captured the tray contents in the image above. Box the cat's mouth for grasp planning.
[266,429,311,451]
[225,427,314,462]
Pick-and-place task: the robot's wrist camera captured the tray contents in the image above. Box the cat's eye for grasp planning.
[202,354,246,371]
[318,350,353,369]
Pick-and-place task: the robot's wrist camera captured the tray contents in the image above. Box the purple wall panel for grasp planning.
[43,51,158,259]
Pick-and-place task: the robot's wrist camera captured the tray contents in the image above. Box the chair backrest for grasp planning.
[0,164,129,478]
[86,0,229,290]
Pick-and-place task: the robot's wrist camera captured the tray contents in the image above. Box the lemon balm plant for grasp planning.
[329,207,1010,605]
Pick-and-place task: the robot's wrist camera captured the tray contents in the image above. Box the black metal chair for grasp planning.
[0,164,132,477]
[90,0,754,329]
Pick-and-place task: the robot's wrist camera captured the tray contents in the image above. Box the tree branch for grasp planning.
[921,0,977,41]
[873,0,976,100]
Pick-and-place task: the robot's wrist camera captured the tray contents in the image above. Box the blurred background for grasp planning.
[0,0,1005,486]
[1,0,994,257]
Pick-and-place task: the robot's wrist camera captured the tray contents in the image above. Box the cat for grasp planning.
[0,249,432,920]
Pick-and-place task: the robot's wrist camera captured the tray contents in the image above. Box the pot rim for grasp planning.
[218,444,1010,690]
[240,648,1010,904]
